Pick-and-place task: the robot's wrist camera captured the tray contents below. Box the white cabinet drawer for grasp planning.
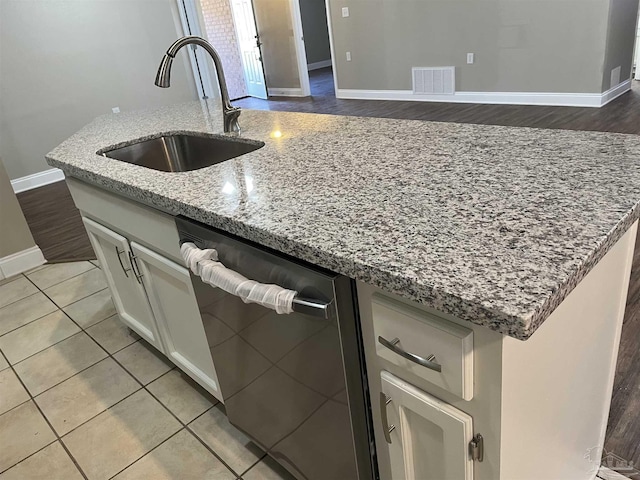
[372,294,474,400]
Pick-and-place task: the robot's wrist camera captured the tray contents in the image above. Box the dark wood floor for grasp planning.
[17,181,95,263]
[20,69,640,469]
[238,67,640,136]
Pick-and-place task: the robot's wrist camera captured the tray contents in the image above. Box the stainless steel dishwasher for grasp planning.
[175,216,376,480]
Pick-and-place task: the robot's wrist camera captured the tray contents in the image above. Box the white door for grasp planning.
[130,242,223,401]
[380,371,474,480]
[82,218,164,351]
[231,0,268,99]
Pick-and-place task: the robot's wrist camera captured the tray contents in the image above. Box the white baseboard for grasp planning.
[0,246,45,279]
[11,168,65,194]
[268,87,306,97]
[601,79,633,106]
[308,59,332,71]
[336,79,633,108]
[598,466,634,479]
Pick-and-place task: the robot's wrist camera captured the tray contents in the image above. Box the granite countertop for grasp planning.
[46,99,640,340]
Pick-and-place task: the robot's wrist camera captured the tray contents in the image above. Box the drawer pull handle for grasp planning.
[380,392,395,444]
[115,247,131,278]
[378,336,442,372]
[128,252,143,284]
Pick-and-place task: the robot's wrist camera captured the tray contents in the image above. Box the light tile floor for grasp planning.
[0,261,294,480]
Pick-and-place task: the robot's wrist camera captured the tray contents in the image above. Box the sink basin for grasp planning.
[101,134,264,172]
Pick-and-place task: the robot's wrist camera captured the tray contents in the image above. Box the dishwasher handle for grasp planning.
[292,296,333,319]
[181,241,332,319]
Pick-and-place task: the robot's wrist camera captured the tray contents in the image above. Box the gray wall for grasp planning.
[300,0,331,65]
[0,0,197,181]
[328,0,613,94]
[0,158,36,258]
[253,0,301,88]
[601,0,640,90]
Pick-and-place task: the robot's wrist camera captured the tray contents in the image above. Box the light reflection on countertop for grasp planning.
[45,98,640,340]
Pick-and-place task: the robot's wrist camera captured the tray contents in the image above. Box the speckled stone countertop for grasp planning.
[46,99,640,340]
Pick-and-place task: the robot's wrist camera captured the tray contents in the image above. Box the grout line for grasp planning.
[55,387,144,439]
[9,263,254,479]
[26,263,97,291]
[0,437,59,476]
[0,348,89,479]
[105,428,186,480]
[2,313,81,366]
[23,269,104,311]
[61,286,110,309]
[0,291,59,338]
[29,347,109,399]
[239,454,268,477]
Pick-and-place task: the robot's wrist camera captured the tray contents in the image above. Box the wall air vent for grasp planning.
[412,67,455,95]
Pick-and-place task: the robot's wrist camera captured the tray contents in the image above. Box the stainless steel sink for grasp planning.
[101,134,264,172]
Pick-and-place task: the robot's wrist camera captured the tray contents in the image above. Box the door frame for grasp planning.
[176,0,218,99]
[289,0,311,96]
[323,0,339,95]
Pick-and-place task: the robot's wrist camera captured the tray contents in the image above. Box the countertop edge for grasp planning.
[49,155,639,341]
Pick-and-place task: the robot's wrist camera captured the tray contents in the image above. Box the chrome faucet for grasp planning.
[155,36,241,133]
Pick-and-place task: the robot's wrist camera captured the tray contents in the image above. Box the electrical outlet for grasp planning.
[112,107,120,113]
[467,53,474,64]
[342,7,349,17]
[346,51,351,61]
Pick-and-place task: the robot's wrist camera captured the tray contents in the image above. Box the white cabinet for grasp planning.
[82,217,222,401]
[381,371,474,480]
[82,217,163,351]
[130,242,221,396]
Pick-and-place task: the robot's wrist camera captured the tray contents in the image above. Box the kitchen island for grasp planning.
[47,100,640,479]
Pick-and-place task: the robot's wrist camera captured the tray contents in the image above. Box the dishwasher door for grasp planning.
[175,217,374,480]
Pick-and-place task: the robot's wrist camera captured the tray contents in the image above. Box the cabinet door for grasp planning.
[82,217,164,351]
[381,371,474,480]
[130,241,222,401]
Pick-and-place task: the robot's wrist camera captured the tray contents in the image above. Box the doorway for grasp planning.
[181,0,336,100]
[229,0,268,99]
[297,0,334,97]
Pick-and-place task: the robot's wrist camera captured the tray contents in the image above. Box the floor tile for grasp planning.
[0,275,22,287]
[113,341,173,385]
[23,265,47,276]
[0,354,8,372]
[0,401,56,472]
[113,429,235,480]
[0,292,58,337]
[243,455,296,480]
[0,441,83,480]
[86,315,139,354]
[0,277,38,309]
[63,288,116,328]
[0,369,29,415]
[44,268,107,308]
[26,262,94,290]
[0,310,80,364]
[147,370,214,423]
[14,332,107,396]
[190,404,263,475]
[90,260,100,268]
[35,357,140,436]
[62,389,181,480]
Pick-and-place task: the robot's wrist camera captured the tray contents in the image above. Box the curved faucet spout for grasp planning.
[155,35,240,133]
